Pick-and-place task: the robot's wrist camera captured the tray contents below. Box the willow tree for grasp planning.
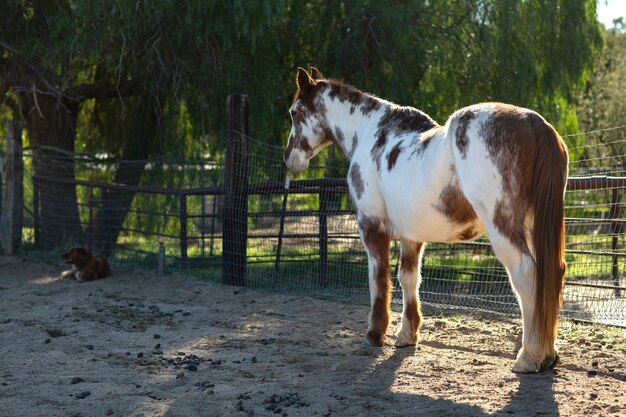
[0,0,284,251]
[1,0,604,252]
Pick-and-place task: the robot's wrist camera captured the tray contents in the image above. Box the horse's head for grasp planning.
[284,67,332,172]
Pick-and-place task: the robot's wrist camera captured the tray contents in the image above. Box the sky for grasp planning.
[597,0,626,28]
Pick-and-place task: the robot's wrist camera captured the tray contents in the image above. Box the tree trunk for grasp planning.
[20,93,84,248]
[93,94,159,257]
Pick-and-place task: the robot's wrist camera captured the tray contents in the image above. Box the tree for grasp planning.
[0,0,284,252]
[1,0,604,253]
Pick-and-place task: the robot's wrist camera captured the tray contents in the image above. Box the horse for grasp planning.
[283,67,568,373]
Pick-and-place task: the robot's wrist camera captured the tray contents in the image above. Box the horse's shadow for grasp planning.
[361,347,560,417]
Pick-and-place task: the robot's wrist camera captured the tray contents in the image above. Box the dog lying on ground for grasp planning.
[60,247,111,282]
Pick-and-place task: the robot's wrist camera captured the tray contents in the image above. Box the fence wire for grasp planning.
[3,127,625,327]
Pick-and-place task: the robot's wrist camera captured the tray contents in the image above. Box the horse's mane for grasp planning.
[324,79,438,130]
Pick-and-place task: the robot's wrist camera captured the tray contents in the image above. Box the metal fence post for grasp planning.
[180,194,188,261]
[158,242,166,276]
[275,175,290,273]
[319,180,329,288]
[610,188,621,297]
[223,94,249,286]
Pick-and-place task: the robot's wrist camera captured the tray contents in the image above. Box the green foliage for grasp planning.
[577,25,626,131]
[1,0,605,152]
[0,0,610,250]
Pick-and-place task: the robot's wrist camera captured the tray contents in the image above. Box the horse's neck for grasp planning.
[322,90,390,160]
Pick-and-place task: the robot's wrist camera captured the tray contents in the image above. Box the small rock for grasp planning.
[70,377,85,385]
[155,343,161,349]
[105,409,114,415]
[75,391,91,399]
[182,312,191,317]
[591,360,598,368]
[590,393,598,400]
[587,370,597,377]
[186,364,198,372]
[154,334,161,339]
[176,372,184,379]
[251,357,258,363]
[137,352,144,358]
[85,345,95,350]
[207,390,215,395]
[44,339,51,344]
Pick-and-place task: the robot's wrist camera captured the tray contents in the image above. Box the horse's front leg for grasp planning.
[395,240,425,347]
[359,216,391,347]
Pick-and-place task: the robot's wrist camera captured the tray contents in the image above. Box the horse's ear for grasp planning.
[310,67,324,80]
[296,67,313,91]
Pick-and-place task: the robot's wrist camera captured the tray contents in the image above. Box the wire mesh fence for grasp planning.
[1,121,625,327]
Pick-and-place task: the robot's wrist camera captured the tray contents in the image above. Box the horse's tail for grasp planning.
[530,114,568,354]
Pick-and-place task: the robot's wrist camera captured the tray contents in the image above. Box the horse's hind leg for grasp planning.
[489,229,558,373]
[359,216,392,347]
[395,240,425,347]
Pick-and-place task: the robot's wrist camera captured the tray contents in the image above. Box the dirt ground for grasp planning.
[0,255,624,417]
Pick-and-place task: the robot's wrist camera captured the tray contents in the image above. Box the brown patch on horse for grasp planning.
[379,106,438,136]
[480,104,536,253]
[349,163,365,200]
[411,126,442,159]
[327,81,381,116]
[400,241,422,272]
[349,133,359,159]
[399,241,423,343]
[334,127,346,149]
[458,225,478,241]
[455,109,477,158]
[386,142,404,171]
[404,298,422,343]
[436,180,478,224]
[360,216,391,347]
[371,130,388,172]
[373,106,438,171]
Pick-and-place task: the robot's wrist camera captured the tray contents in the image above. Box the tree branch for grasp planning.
[63,80,140,101]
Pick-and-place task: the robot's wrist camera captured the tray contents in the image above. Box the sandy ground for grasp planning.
[0,255,624,417]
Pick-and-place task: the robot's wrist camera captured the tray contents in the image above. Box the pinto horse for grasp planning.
[283,67,568,373]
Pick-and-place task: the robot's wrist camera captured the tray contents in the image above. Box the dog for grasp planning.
[60,247,111,282]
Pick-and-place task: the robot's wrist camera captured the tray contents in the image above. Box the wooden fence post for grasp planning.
[0,121,23,255]
[222,94,249,286]
[0,151,3,233]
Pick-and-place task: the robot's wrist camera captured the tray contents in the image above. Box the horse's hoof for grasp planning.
[512,351,540,374]
[394,339,417,348]
[361,338,371,347]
